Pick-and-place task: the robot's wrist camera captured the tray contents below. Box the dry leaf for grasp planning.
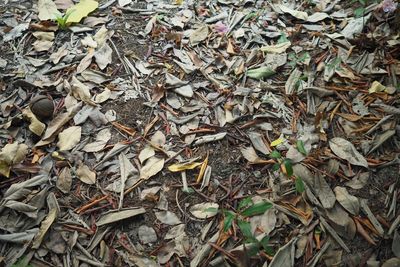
[140,157,165,180]
[38,0,61,20]
[329,137,368,168]
[57,126,81,151]
[76,164,96,184]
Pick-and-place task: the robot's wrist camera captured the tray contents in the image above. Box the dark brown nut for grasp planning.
[30,95,54,120]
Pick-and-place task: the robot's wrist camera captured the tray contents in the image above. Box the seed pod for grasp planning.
[29,95,54,120]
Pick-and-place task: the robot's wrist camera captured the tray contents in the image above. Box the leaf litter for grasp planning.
[0,0,400,266]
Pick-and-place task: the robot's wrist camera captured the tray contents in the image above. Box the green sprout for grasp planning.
[54,10,74,30]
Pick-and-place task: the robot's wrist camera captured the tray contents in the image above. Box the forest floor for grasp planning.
[1,0,400,266]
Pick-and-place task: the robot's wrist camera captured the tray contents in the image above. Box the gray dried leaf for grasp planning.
[83,128,111,152]
[269,237,296,267]
[139,146,155,164]
[76,164,96,184]
[38,0,61,20]
[96,208,146,226]
[334,186,360,215]
[194,132,226,146]
[189,25,209,46]
[248,132,270,155]
[77,49,94,73]
[345,172,369,189]
[0,228,39,244]
[250,208,277,236]
[39,103,81,143]
[32,193,59,249]
[393,230,400,258]
[140,156,165,180]
[155,211,182,225]
[315,174,336,209]
[95,43,112,70]
[56,167,72,193]
[341,14,371,39]
[368,129,396,154]
[138,225,157,244]
[329,137,368,168]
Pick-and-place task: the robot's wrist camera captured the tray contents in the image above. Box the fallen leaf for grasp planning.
[57,126,81,151]
[168,162,202,172]
[65,0,99,24]
[190,25,209,46]
[334,186,360,215]
[97,208,146,226]
[190,203,218,219]
[76,164,96,184]
[0,142,29,177]
[140,157,165,180]
[247,67,276,80]
[38,0,61,20]
[329,137,368,168]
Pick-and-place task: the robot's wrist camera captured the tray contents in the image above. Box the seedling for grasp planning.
[269,149,305,194]
[54,10,74,30]
[206,197,274,256]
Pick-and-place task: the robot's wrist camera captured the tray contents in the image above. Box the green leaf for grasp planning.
[247,67,276,80]
[260,236,274,255]
[295,176,305,193]
[241,201,272,217]
[223,210,235,232]
[354,7,365,18]
[204,207,219,213]
[66,0,98,24]
[277,33,289,44]
[296,140,307,155]
[238,197,253,210]
[182,187,194,193]
[282,159,293,177]
[238,219,253,241]
[272,163,280,171]
[269,150,281,159]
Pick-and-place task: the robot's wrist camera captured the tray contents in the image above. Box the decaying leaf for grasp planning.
[190,25,209,46]
[76,163,96,184]
[65,0,98,24]
[334,186,360,215]
[190,203,219,219]
[140,157,165,180]
[247,67,276,80]
[0,142,29,177]
[38,0,61,20]
[329,137,368,168]
[168,162,202,172]
[57,126,81,151]
[97,208,146,226]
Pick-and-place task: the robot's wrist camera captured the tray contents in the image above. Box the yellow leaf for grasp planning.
[368,81,386,94]
[168,162,202,172]
[196,154,208,183]
[0,161,11,177]
[271,137,284,147]
[66,0,98,24]
[176,0,184,5]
